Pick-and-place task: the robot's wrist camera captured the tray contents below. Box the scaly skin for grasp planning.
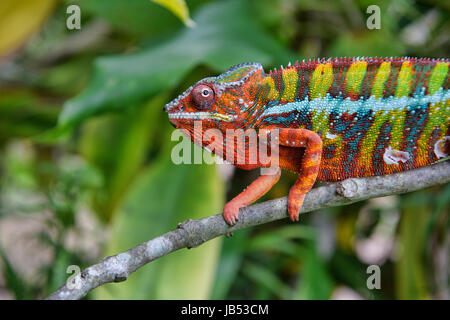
[164,57,450,225]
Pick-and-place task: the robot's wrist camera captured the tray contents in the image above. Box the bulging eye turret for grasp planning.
[191,84,215,110]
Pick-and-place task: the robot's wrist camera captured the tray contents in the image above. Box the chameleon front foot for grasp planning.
[223,168,282,226]
[223,202,241,225]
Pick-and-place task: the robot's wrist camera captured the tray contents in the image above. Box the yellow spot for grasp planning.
[211,113,234,122]
[262,76,279,100]
[310,63,333,99]
[417,98,450,164]
[390,109,407,149]
[309,63,333,134]
[371,61,391,98]
[428,62,449,95]
[416,62,449,165]
[311,110,329,134]
[358,110,390,173]
[384,61,414,149]
[346,60,368,96]
[281,68,298,101]
[395,61,413,97]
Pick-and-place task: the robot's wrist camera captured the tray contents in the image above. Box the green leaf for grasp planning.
[292,242,333,300]
[243,261,291,299]
[79,0,184,37]
[210,229,250,299]
[0,88,58,145]
[79,95,165,222]
[55,0,293,134]
[246,225,316,257]
[0,246,34,299]
[152,0,194,27]
[93,150,224,299]
[395,193,430,299]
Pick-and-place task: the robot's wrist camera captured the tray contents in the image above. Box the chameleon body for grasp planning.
[164,57,450,225]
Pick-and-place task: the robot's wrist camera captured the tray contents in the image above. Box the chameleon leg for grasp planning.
[223,167,281,225]
[278,128,323,222]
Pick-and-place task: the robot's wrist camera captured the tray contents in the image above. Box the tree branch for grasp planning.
[46,161,450,300]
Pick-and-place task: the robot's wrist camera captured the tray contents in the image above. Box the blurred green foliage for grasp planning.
[0,0,448,300]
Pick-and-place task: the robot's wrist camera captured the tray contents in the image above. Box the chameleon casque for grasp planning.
[164,57,450,225]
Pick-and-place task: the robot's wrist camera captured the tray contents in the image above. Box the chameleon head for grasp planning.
[164,63,269,139]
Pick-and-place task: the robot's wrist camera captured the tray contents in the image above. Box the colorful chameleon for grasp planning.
[164,57,449,225]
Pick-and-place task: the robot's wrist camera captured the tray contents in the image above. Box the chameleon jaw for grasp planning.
[168,112,236,122]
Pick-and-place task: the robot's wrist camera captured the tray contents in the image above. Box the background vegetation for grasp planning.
[0,0,448,300]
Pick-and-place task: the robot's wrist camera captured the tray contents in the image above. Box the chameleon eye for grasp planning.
[191,84,215,110]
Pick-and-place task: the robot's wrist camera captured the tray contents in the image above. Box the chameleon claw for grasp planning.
[223,203,240,226]
[287,193,305,222]
[288,209,300,222]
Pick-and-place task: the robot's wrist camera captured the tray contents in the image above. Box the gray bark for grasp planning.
[47,161,450,300]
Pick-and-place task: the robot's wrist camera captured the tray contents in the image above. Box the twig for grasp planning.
[46,161,450,300]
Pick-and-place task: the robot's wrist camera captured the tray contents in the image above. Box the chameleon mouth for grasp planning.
[168,112,235,122]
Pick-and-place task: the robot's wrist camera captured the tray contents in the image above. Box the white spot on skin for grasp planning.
[326,133,337,140]
[434,136,449,159]
[383,146,410,165]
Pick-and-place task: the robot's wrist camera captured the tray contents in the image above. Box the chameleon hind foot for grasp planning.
[277,128,323,222]
[287,191,306,221]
